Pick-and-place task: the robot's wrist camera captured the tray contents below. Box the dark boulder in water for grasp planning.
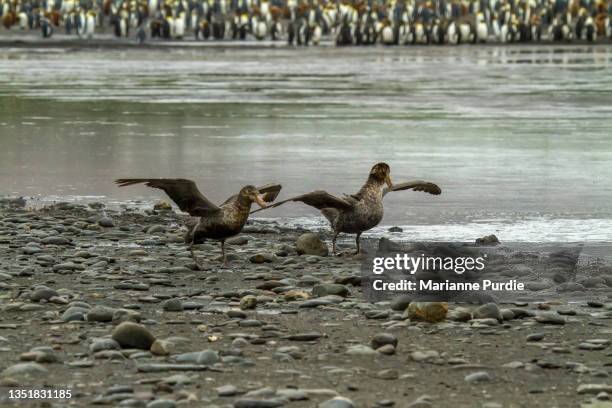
[476,234,500,245]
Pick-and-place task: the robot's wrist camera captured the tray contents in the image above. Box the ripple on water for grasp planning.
[1,46,611,244]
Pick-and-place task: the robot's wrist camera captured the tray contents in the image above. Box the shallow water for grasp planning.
[1,45,611,242]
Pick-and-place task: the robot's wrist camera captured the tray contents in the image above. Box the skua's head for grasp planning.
[369,162,392,188]
[240,185,268,208]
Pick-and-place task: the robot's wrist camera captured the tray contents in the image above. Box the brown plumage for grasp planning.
[252,163,441,254]
[48,11,61,26]
[595,13,608,35]
[270,5,284,19]
[116,178,281,268]
[2,12,16,29]
[103,0,112,15]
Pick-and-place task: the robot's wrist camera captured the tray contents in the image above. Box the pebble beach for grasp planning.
[1,199,611,407]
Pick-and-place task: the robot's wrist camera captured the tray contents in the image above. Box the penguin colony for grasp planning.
[1,0,611,44]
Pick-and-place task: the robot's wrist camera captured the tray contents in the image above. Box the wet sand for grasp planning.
[0,200,611,407]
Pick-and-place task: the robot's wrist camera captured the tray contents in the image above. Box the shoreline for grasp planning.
[2,34,612,50]
[3,196,612,243]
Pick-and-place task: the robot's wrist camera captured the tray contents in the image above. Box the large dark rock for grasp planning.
[475,234,499,245]
[111,322,156,349]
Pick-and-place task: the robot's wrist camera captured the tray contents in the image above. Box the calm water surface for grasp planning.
[1,45,611,242]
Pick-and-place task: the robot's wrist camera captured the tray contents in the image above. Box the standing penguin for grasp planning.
[297,19,311,45]
[174,11,186,38]
[65,11,74,34]
[429,18,443,44]
[137,24,146,43]
[311,22,322,44]
[253,14,267,40]
[119,9,129,37]
[447,19,459,44]
[150,17,161,38]
[84,10,95,38]
[458,20,474,43]
[531,13,542,41]
[499,14,516,42]
[163,15,173,38]
[75,8,86,37]
[190,6,199,32]
[475,11,488,42]
[550,15,571,41]
[238,12,249,39]
[307,6,322,45]
[413,21,427,44]
[583,10,596,41]
[335,15,353,46]
[380,19,394,44]
[270,17,282,40]
[211,14,224,39]
[198,19,211,39]
[18,10,28,29]
[575,8,586,39]
[288,5,309,46]
[41,15,53,37]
